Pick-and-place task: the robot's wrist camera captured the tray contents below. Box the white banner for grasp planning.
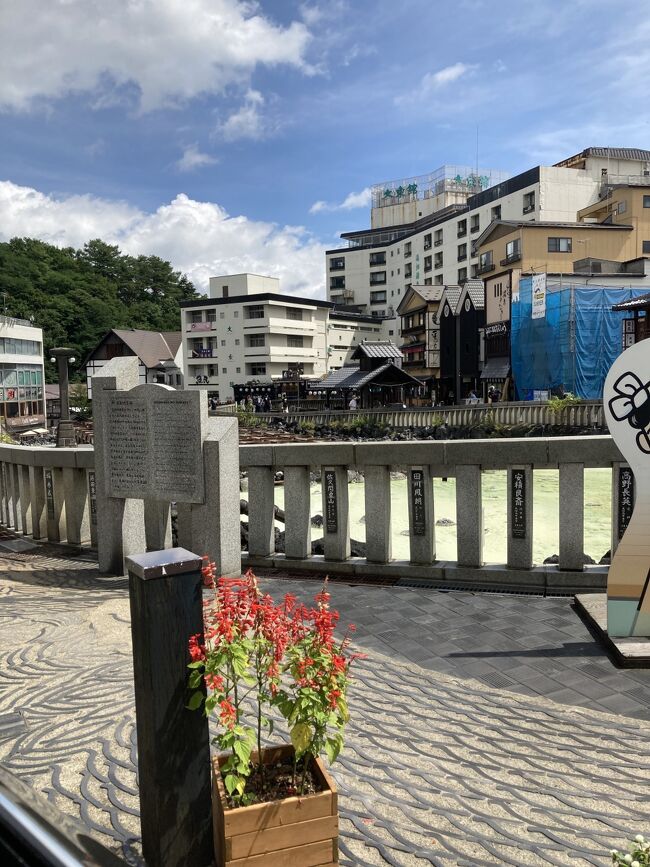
[531,274,546,320]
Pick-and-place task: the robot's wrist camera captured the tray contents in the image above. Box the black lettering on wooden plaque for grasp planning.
[324,469,337,533]
[618,466,634,541]
[410,469,426,536]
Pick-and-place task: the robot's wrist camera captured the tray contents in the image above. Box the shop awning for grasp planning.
[480,357,510,380]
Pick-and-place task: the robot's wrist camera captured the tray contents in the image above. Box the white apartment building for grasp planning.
[0,316,46,433]
[180,274,385,400]
[326,148,650,314]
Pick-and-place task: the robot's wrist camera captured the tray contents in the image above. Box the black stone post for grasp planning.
[126,548,213,867]
[50,346,76,447]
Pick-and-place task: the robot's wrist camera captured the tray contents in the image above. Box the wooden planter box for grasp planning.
[212,744,338,867]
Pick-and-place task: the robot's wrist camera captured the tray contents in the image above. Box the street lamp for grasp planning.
[49,347,76,447]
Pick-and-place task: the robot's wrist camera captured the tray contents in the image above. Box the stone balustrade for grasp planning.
[0,434,630,594]
[0,444,95,548]
[229,400,605,430]
[240,435,627,594]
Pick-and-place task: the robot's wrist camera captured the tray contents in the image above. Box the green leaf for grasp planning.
[290,722,312,756]
[186,690,204,711]
[188,670,202,689]
[233,740,251,766]
[187,661,204,669]
[325,735,343,765]
[224,773,239,796]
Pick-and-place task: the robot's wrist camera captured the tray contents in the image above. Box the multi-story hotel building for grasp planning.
[0,316,46,433]
[179,273,386,401]
[325,149,650,316]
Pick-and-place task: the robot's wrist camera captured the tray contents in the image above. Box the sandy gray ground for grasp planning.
[0,548,649,866]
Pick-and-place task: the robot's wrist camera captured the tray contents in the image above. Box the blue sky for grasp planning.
[1,0,649,297]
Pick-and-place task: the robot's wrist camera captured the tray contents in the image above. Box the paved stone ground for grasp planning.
[0,548,649,866]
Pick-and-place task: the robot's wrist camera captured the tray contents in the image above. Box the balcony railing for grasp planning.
[500,252,522,266]
[477,261,495,274]
[434,239,443,247]
[329,262,345,271]
[523,205,535,214]
[457,228,467,238]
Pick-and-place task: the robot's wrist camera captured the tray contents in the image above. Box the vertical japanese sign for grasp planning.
[88,470,97,527]
[45,469,55,520]
[511,468,526,538]
[410,468,426,536]
[324,469,337,534]
[617,466,634,541]
[531,274,546,320]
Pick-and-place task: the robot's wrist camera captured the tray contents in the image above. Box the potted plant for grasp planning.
[187,563,360,867]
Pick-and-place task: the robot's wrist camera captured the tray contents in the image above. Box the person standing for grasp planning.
[348,394,358,410]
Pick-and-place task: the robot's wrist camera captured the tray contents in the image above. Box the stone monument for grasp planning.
[603,338,650,638]
[92,356,240,576]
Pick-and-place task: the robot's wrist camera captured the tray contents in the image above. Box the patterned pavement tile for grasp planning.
[0,552,649,866]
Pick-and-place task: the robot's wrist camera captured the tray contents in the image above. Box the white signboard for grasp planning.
[531,274,546,320]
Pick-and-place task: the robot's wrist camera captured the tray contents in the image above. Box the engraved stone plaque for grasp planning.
[324,469,337,533]
[410,468,426,536]
[103,386,205,503]
[511,468,526,539]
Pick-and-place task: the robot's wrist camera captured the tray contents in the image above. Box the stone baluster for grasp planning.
[10,464,22,532]
[456,464,483,567]
[29,466,46,540]
[247,466,275,557]
[0,462,9,526]
[559,462,584,570]
[45,467,66,542]
[17,464,32,536]
[364,465,392,564]
[62,467,90,546]
[507,465,533,569]
[86,469,98,548]
[321,465,350,561]
[407,465,435,564]
[283,466,311,559]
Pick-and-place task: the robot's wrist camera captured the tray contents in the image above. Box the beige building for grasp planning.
[396,286,444,395]
[0,316,46,433]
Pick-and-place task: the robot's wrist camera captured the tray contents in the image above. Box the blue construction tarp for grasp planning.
[511,276,648,400]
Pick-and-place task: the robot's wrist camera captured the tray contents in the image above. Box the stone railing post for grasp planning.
[407,466,435,564]
[62,467,90,546]
[559,462,585,570]
[247,466,276,557]
[507,465,533,569]
[17,464,32,536]
[364,465,392,563]
[456,464,483,567]
[126,549,213,867]
[321,465,350,561]
[29,466,46,540]
[283,466,311,559]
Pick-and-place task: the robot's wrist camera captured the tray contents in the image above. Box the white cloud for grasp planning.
[176,144,218,172]
[310,187,371,214]
[0,180,326,298]
[0,0,312,112]
[395,62,477,105]
[216,90,274,142]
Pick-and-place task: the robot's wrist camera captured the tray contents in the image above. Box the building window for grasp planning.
[424,255,432,272]
[404,242,412,258]
[548,237,572,252]
[434,274,444,285]
[220,312,225,319]
[457,219,467,238]
[235,339,240,345]
[471,264,478,278]
[234,311,239,318]
[247,334,265,347]
[222,367,227,374]
[478,251,494,273]
[644,195,650,208]
[434,229,443,246]
[423,233,432,250]
[329,256,345,270]
[246,305,265,319]
[424,277,432,285]
[491,205,501,221]
[404,262,412,278]
[221,339,226,347]
[458,243,467,262]
[286,308,303,321]
[523,191,535,213]
[643,240,650,254]
[248,363,267,376]
[236,367,241,373]
[330,276,345,289]
[617,200,627,214]
[287,336,304,348]
[207,310,217,322]
[504,238,521,263]
[369,271,387,285]
[370,291,387,304]
[471,215,480,233]
[191,311,203,323]
[369,251,386,266]
[458,267,467,282]
[434,252,443,269]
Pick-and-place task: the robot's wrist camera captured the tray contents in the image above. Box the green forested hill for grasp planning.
[0,237,199,381]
